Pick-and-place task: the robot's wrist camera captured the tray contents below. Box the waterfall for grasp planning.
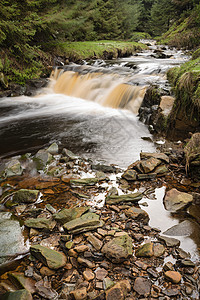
[51,68,146,114]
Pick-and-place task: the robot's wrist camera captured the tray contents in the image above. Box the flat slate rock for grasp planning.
[54,206,89,224]
[140,157,161,174]
[122,169,137,181]
[25,218,56,230]
[133,277,151,296]
[159,236,180,247]
[140,152,169,163]
[164,188,193,212]
[13,189,39,204]
[70,178,99,186]
[63,212,104,234]
[106,192,143,205]
[30,244,67,270]
[125,206,149,224]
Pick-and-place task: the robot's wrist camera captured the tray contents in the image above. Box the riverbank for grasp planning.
[0,141,200,299]
[0,40,146,90]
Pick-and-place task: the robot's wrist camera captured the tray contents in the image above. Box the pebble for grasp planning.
[164,271,182,283]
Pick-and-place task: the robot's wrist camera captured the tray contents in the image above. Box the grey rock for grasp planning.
[133,277,151,296]
[5,159,23,177]
[106,192,143,205]
[125,206,149,224]
[122,169,137,181]
[54,206,89,224]
[1,289,32,300]
[163,220,194,236]
[13,189,39,204]
[47,142,59,155]
[159,236,180,247]
[25,217,56,230]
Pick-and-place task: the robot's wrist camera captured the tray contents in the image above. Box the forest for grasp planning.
[0,0,200,84]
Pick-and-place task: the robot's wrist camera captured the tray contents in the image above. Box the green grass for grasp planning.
[44,40,147,61]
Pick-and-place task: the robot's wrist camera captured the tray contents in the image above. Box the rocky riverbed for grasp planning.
[0,141,200,299]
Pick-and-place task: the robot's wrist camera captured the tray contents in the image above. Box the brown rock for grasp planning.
[153,243,165,257]
[106,280,130,300]
[87,233,103,250]
[77,257,95,269]
[74,245,89,253]
[125,206,149,224]
[133,277,151,296]
[95,268,108,281]
[135,243,153,257]
[83,270,95,281]
[70,287,87,300]
[164,271,182,283]
[40,266,55,276]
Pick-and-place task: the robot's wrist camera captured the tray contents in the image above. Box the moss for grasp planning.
[130,32,151,42]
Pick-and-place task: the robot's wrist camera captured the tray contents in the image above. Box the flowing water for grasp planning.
[0,41,188,167]
[1,41,199,261]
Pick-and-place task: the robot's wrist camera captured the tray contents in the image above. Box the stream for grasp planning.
[1,41,200,266]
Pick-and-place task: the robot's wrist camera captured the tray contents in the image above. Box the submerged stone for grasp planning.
[54,206,89,224]
[102,234,132,263]
[63,212,104,234]
[106,192,143,205]
[30,244,66,269]
[163,220,194,236]
[159,236,180,247]
[25,217,56,230]
[164,188,193,212]
[13,189,39,204]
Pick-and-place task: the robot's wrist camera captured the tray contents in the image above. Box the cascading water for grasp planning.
[0,41,188,167]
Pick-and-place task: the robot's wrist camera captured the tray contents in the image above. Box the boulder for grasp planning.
[34,150,52,170]
[53,206,89,224]
[102,234,133,263]
[47,143,59,155]
[164,188,193,212]
[106,192,143,205]
[30,245,66,269]
[63,212,104,234]
[13,189,39,204]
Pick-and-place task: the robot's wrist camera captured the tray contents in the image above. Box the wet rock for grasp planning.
[153,243,165,257]
[34,150,53,170]
[187,204,200,224]
[163,261,174,271]
[122,169,137,181]
[103,278,115,290]
[70,287,87,300]
[164,271,182,283]
[54,206,89,224]
[87,233,103,250]
[105,192,143,205]
[74,245,89,253]
[83,270,95,281]
[159,236,180,247]
[140,157,161,173]
[35,280,58,299]
[163,188,193,212]
[63,212,104,234]
[102,234,132,263]
[137,173,156,180]
[77,257,95,268]
[25,217,56,230]
[133,277,151,296]
[177,259,195,268]
[154,164,169,175]
[70,178,99,186]
[163,220,194,236]
[40,266,55,276]
[163,287,180,297]
[47,143,59,155]
[135,243,153,257]
[5,159,23,177]
[0,212,28,266]
[13,189,39,204]
[7,272,36,294]
[30,244,67,269]
[62,148,78,161]
[125,206,149,224]
[105,280,130,300]
[184,133,200,179]
[95,268,108,281]
[91,164,117,173]
[1,289,32,300]
[96,171,107,181]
